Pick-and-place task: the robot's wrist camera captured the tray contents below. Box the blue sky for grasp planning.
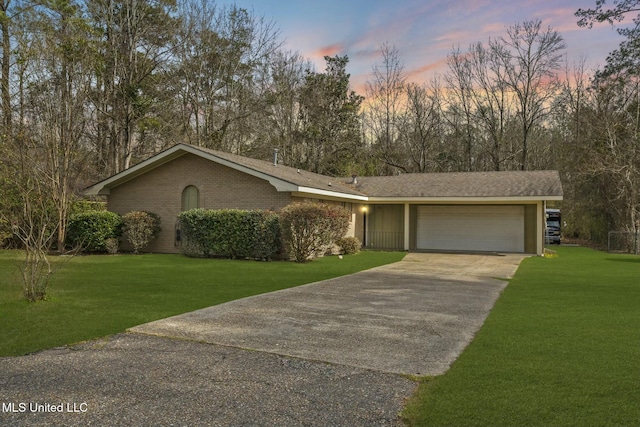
[221,0,629,93]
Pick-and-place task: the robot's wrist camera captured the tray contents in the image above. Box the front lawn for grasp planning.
[403,246,640,426]
[0,250,405,357]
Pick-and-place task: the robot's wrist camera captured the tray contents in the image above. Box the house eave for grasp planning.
[293,188,369,201]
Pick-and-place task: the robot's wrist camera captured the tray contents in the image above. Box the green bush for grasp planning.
[122,211,161,254]
[178,209,281,260]
[176,209,211,257]
[336,236,361,255]
[67,211,123,252]
[279,203,350,262]
[70,200,106,215]
[246,210,281,261]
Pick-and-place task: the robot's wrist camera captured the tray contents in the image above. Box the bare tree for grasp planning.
[10,173,57,301]
[173,0,281,153]
[365,43,406,173]
[497,20,566,170]
[88,0,179,175]
[468,41,518,170]
[262,50,309,166]
[23,0,93,252]
[391,82,443,172]
[444,46,478,171]
[0,0,12,140]
[574,79,640,243]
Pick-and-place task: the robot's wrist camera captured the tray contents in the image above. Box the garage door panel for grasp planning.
[416,206,524,253]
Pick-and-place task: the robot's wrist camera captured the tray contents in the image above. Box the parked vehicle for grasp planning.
[545,208,561,245]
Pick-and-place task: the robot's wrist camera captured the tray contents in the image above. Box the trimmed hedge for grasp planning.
[178,209,281,260]
[67,211,123,252]
[70,200,106,215]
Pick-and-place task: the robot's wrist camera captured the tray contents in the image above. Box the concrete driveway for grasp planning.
[131,252,526,376]
[0,252,525,426]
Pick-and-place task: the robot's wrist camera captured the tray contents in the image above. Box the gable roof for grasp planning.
[84,143,563,202]
[84,143,368,200]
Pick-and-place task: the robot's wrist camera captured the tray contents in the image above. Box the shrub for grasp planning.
[67,211,123,252]
[336,236,361,255]
[178,209,281,260]
[70,200,106,215]
[279,202,350,262]
[247,210,281,261]
[104,238,119,255]
[122,211,161,254]
[177,208,212,257]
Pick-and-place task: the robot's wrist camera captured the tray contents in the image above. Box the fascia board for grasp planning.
[294,188,369,201]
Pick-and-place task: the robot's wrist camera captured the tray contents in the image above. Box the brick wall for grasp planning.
[108,153,292,253]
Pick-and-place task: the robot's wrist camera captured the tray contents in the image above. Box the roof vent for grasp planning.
[350,174,358,184]
[273,148,279,166]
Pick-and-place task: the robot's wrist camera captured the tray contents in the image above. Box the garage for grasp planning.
[416,205,525,253]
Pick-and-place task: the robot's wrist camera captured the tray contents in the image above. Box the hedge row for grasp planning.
[66,211,123,252]
[66,203,357,260]
[67,210,161,253]
[178,209,281,260]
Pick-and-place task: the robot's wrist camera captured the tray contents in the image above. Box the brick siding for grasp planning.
[108,153,292,253]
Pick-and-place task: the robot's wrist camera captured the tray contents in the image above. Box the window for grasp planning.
[181,185,199,211]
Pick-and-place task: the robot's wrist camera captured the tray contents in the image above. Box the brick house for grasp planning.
[84,143,563,255]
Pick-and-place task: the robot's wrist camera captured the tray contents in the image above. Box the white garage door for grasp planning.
[416,205,524,252]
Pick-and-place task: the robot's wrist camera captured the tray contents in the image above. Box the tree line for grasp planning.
[1,0,639,253]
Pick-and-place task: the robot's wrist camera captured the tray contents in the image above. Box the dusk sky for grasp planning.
[220,0,631,93]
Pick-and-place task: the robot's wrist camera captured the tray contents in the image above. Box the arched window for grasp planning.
[181,185,199,211]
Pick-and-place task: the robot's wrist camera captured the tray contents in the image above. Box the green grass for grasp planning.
[0,250,405,357]
[403,246,640,427]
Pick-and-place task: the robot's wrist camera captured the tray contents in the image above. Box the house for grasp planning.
[84,143,563,255]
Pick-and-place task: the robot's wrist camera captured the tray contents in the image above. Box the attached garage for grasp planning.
[416,205,525,253]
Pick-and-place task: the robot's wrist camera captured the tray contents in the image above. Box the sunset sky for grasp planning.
[220,0,631,93]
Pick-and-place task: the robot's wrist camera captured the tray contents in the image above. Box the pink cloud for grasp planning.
[435,30,473,44]
[406,57,451,81]
[481,22,510,35]
[313,44,344,58]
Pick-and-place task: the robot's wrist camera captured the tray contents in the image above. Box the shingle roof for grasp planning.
[349,170,563,198]
[85,143,562,200]
[193,146,367,197]
[194,147,562,199]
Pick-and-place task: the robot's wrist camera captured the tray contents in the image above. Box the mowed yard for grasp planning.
[0,250,405,357]
[403,246,640,426]
[1,247,639,426]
